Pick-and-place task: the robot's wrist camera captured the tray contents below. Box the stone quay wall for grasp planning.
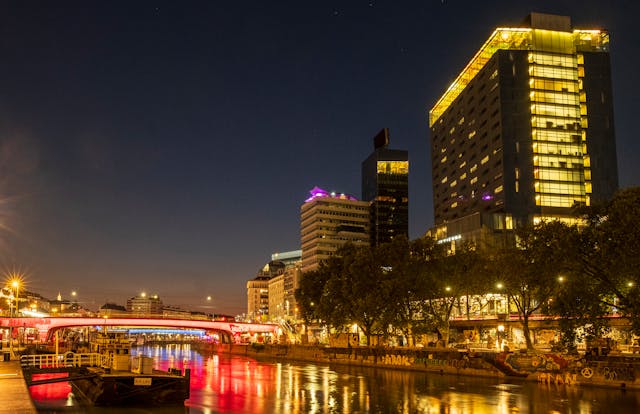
[201,342,640,390]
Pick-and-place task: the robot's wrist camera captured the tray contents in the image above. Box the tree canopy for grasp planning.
[295,187,640,348]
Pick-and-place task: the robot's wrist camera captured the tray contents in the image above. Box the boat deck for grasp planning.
[19,352,189,407]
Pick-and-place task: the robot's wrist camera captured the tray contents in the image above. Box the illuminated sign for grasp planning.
[134,378,152,386]
[437,234,462,244]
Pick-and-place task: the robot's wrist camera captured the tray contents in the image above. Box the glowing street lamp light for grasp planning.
[10,280,20,317]
[7,278,21,359]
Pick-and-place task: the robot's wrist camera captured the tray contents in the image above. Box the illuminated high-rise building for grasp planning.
[300,187,370,273]
[362,128,409,246]
[428,13,618,249]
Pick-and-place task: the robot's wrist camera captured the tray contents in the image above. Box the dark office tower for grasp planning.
[362,128,409,246]
[428,13,618,250]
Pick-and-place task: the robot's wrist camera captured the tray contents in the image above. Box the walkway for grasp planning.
[0,355,37,414]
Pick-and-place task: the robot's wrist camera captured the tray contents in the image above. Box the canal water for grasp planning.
[29,344,640,413]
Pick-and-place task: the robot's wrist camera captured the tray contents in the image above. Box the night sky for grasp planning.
[0,1,638,315]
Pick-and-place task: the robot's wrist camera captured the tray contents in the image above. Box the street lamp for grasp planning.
[11,280,20,317]
[7,278,21,358]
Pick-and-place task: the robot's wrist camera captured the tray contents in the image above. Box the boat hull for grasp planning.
[71,369,190,406]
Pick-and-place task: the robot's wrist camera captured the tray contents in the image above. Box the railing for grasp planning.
[20,352,111,369]
[279,320,295,334]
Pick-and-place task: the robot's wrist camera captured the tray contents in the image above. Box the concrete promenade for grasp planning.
[0,356,37,414]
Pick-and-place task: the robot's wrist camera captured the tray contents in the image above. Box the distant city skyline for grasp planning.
[0,2,637,314]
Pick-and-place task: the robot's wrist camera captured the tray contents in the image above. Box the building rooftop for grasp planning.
[304,186,359,203]
[428,13,609,126]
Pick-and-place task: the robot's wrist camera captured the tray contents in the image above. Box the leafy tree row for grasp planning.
[295,187,640,350]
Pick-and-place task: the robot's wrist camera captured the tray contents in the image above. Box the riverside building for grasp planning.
[300,187,370,273]
[268,250,302,322]
[246,260,285,322]
[428,12,618,251]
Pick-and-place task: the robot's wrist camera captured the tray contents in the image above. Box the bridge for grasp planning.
[0,317,279,342]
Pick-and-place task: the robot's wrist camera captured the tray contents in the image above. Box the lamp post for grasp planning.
[8,307,11,358]
[12,280,19,317]
[8,279,20,358]
[6,296,12,357]
[13,281,20,349]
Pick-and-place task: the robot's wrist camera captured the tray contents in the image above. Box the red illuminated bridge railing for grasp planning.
[0,316,279,342]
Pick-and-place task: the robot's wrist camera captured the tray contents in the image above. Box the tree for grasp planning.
[340,244,390,345]
[580,187,640,334]
[549,270,609,353]
[450,245,489,320]
[419,242,484,347]
[378,237,443,346]
[492,221,580,350]
[296,255,348,330]
[295,243,392,346]
[295,267,327,324]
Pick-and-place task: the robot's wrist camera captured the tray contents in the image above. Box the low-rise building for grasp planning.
[126,293,163,317]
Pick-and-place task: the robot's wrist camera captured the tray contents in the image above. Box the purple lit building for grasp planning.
[300,187,370,273]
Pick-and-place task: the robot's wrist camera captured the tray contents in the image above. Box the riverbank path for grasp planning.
[0,356,37,413]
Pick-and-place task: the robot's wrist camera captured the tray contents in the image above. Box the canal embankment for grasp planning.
[201,342,640,391]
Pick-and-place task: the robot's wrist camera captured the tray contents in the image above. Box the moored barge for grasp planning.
[21,331,190,406]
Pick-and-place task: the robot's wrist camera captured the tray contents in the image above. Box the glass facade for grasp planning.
[377,160,408,175]
[427,13,617,248]
[362,133,409,247]
[429,27,608,126]
[528,32,591,208]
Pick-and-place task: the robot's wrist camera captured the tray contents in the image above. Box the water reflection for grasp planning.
[30,344,640,413]
[186,351,640,414]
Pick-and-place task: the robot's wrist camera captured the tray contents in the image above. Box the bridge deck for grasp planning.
[0,358,37,413]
